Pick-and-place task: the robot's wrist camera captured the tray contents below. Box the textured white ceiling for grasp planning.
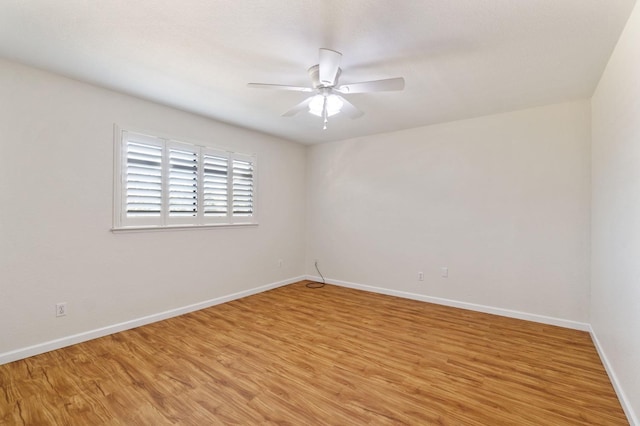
[0,0,636,144]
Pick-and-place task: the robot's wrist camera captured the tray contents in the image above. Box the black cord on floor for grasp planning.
[306,261,326,289]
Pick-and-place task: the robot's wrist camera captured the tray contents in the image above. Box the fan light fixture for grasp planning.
[308,94,343,117]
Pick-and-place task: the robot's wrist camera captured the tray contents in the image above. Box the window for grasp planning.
[114,129,257,230]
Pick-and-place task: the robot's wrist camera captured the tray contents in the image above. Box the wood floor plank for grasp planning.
[0,281,628,425]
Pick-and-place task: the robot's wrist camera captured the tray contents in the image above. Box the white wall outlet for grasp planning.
[56,302,67,317]
[418,272,424,281]
[441,267,449,278]
[278,259,284,268]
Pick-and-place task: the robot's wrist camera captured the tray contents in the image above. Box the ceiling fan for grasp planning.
[248,48,405,129]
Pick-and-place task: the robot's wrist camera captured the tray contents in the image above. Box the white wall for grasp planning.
[0,59,307,356]
[591,1,640,422]
[306,101,591,323]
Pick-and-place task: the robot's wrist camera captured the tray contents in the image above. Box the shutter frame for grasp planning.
[114,128,258,229]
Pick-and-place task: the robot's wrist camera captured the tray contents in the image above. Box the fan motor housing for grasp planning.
[308,64,341,89]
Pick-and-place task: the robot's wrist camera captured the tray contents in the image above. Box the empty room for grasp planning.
[1,1,639,424]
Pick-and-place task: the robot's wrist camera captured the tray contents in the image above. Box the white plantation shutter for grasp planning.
[122,133,164,226]
[168,144,198,221]
[115,129,257,229]
[232,155,255,219]
[202,151,228,219]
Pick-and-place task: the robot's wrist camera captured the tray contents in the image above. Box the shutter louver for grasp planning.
[125,141,162,217]
[232,158,254,217]
[203,154,228,217]
[169,147,198,217]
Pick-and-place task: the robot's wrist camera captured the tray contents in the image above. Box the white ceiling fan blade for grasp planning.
[248,83,313,92]
[335,77,405,94]
[337,95,364,119]
[282,97,313,117]
[319,48,342,86]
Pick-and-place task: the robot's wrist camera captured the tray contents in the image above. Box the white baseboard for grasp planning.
[0,276,304,366]
[305,275,590,331]
[589,326,638,426]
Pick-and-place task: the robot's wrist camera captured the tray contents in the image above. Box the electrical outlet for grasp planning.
[441,267,449,278]
[56,302,67,317]
[418,272,424,281]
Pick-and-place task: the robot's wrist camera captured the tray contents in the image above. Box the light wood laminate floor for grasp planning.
[0,281,628,425]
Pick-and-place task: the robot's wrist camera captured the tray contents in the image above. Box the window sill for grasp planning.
[111,223,258,233]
